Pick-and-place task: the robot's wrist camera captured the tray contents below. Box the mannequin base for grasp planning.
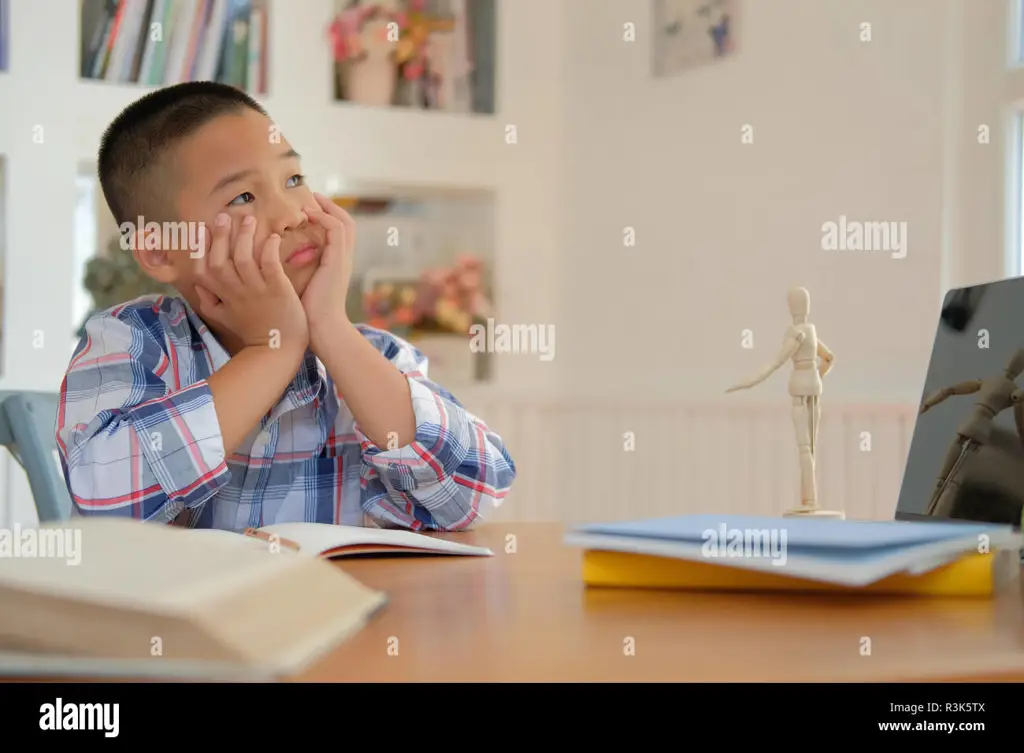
[783,506,846,519]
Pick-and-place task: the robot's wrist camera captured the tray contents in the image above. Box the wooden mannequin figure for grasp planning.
[918,348,1024,517]
[726,287,844,518]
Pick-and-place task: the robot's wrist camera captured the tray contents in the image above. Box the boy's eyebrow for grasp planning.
[209,149,302,196]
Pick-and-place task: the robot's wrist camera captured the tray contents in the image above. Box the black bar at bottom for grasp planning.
[0,681,1005,741]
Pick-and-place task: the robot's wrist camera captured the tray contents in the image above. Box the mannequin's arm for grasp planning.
[726,333,804,393]
[816,340,835,379]
[919,380,982,414]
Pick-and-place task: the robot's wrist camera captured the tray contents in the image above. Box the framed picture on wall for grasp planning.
[652,0,739,78]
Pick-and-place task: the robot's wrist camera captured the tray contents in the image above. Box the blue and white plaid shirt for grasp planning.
[56,295,515,531]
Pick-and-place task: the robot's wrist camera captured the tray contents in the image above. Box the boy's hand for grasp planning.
[194,214,309,354]
[301,193,356,350]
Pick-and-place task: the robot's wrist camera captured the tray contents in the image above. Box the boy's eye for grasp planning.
[227,175,304,206]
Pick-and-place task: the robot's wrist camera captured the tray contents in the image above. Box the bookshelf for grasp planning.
[344,191,497,385]
[66,0,505,383]
[331,0,496,115]
[80,0,269,93]
[0,0,568,404]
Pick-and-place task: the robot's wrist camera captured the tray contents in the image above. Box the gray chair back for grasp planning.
[0,391,74,522]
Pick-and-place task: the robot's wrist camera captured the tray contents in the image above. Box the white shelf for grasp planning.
[66,79,504,192]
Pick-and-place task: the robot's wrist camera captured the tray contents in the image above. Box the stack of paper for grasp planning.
[563,515,1023,596]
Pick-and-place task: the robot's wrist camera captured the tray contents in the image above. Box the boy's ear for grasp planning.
[132,246,179,284]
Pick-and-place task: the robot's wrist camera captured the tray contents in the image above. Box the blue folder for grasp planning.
[573,514,1017,552]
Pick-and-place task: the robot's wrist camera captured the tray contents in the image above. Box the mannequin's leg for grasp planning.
[927,438,977,516]
[931,464,967,517]
[925,436,969,514]
[792,396,817,508]
[933,437,966,490]
[809,395,821,459]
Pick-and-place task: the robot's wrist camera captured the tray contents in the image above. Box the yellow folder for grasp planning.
[581,548,1020,597]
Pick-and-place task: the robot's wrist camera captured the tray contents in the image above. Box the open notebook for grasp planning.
[0,518,389,680]
[190,522,493,558]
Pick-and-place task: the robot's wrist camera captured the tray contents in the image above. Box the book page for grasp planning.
[186,528,289,553]
[0,518,304,608]
[258,522,492,556]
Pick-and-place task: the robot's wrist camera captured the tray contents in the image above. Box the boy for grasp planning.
[56,82,515,532]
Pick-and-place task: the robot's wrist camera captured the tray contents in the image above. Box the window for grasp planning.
[71,172,97,346]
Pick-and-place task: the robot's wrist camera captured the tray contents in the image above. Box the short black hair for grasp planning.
[97,81,267,226]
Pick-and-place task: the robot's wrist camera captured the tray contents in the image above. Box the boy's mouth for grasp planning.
[285,242,319,267]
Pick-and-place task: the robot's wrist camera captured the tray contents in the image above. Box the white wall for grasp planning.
[1,0,1019,525]
[954,0,1024,288]
[554,0,1015,405]
[9,0,1008,408]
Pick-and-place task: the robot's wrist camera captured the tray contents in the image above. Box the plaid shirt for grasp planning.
[56,295,515,531]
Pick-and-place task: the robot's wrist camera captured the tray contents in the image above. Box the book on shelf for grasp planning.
[564,514,1023,597]
[0,517,389,679]
[80,0,267,93]
[0,0,9,72]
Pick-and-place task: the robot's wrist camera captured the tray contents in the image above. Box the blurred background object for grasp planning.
[329,0,494,113]
[940,286,987,334]
[361,254,492,383]
[77,235,175,337]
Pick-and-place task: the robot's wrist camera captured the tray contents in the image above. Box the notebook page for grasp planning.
[258,522,493,556]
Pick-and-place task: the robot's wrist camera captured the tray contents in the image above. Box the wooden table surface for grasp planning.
[298,523,1024,682]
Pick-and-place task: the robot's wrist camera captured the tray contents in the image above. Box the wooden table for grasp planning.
[298,523,1024,682]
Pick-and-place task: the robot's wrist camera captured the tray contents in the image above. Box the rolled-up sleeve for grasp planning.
[353,327,516,531]
[56,312,230,522]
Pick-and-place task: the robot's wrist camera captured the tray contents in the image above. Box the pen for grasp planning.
[243,528,301,553]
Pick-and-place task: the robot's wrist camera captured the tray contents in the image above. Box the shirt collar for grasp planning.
[183,298,327,410]
[184,301,231,372]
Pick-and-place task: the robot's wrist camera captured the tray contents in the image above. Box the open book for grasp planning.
[0,518,389,680]
[191,521,493,558]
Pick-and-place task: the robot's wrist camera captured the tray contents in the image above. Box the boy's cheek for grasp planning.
[253,229,274,252]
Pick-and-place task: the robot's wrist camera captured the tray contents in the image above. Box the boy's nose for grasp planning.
[267,201,307,236]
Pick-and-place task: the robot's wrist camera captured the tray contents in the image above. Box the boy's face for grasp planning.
[143,107,326,302]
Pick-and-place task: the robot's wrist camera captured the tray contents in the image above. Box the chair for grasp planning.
[0,391,73,523]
